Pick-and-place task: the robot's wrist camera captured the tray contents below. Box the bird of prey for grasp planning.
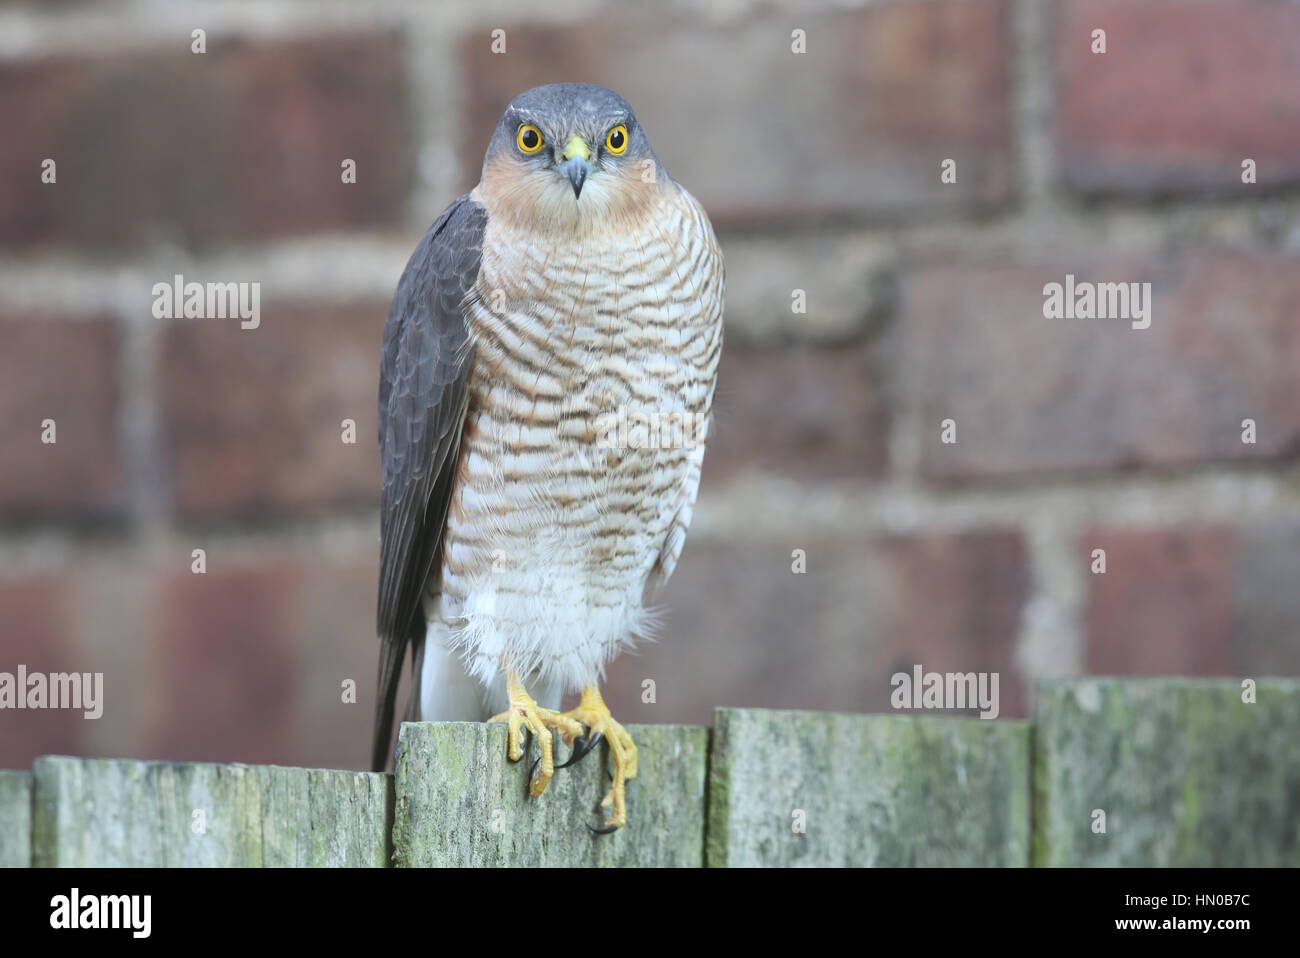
[372,83,724,831]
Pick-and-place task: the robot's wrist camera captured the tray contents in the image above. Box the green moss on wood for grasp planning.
[706,708,1031,867]
[0,771,32,867]
[392,722,708,867]
[31,757,391,867]
[1032,678,1300,866]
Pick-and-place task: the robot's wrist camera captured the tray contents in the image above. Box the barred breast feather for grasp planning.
[424,180,724,697]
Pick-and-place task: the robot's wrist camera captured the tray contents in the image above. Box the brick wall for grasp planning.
[1,0,1297,771]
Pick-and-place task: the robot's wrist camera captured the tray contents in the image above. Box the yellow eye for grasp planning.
[516,124,544,154]
[605,124,628,155]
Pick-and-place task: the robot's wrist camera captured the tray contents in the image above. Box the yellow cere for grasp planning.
[605,124,628,154]
[517,124,544,154]
[562,135,592,162]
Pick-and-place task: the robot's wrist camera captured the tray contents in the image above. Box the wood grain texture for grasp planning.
[10,684,1298,867]
[392,721,707,866]
[1033,678,1300,866]
[706,708,1032,867]
[31,757,392,867]
[0,771,31,867]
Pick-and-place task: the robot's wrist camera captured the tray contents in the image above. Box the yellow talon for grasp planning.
[488,671,583,798]
[559,686,637,830]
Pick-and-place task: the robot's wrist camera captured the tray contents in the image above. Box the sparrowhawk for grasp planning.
[372,83,724,831]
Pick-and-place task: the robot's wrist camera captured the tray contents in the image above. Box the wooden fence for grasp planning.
[2,678,1296,867]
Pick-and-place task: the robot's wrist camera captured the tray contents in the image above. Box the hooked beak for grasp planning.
[561,135,592,199]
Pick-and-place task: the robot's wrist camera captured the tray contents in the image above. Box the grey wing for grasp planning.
[372,194,488,772]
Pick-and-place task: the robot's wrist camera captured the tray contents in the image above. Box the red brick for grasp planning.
[0,574,86,769]
[705,342,890,484]
[31,544,383,771]
[1055,0,1300,193]
[604,530,1028,724]
[159,302,383,520]
[1229,520,1300,676]
[0,317,122,521]
[62,558,157,761]
[294,547,381,771]
[1084,528,1236,675]
[144,548,382,769]
[0,33,410,250]
[460,0,1012,225]
[149,562,300,764]
[903,254,1300,480]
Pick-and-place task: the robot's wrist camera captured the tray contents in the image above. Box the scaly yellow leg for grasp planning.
[559,686,638,831]
[487,671,584,798]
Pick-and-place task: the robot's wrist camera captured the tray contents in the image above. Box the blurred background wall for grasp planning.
[1,0,1298,772]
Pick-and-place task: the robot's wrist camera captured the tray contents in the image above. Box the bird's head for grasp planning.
[479,83,665,232]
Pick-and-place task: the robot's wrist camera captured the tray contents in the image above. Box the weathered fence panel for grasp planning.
[257,765,393,867]
[706,708,1032,867]
[7,679,1298,867]
[392,721,708,866]
[0,771,31,867]
[31,756,392,867]
[1033,678,1300,866]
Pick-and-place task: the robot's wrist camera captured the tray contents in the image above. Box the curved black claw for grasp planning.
[556,731,603,769]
